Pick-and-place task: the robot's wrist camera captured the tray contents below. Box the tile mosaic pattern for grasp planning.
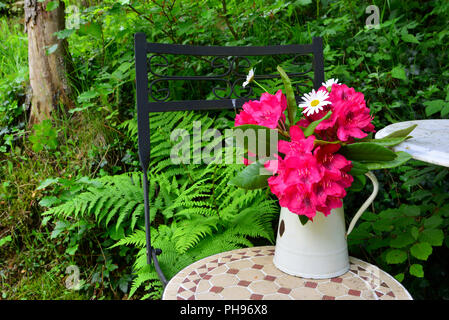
[162,246,413,300]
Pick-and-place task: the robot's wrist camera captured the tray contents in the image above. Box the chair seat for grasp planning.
[162,246,412,300]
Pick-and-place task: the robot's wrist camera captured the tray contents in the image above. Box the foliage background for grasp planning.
[0,0,448,299]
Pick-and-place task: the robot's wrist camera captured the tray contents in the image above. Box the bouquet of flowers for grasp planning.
[230,66,416,224]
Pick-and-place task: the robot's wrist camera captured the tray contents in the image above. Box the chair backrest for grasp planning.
[134,32,325,287]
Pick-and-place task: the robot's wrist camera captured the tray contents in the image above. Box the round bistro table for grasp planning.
[375,119,449,167]
[162,246,412,300]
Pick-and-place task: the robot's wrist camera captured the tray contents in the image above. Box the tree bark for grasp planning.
[24,0,74,124]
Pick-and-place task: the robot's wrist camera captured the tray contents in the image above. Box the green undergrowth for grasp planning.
[1,0,449,300]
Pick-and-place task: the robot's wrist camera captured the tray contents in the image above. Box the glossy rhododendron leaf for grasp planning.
[381,124,417,139]
[340,142,396,162]
[302,110,332,137]
[277,66,296,126]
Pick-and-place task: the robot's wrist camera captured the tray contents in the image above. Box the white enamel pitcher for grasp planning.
[273,172,379,279]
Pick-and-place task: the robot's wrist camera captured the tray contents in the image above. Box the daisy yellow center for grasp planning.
[310,99,320,107]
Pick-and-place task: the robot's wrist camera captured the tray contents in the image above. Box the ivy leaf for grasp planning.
[410,242,432,261]
[419,229,444,246]
[409,264,424,278]
[385,249,407,264]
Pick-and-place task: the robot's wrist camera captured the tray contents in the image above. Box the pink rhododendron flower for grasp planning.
[299,84,375,142]
[266,125,353,219]
[278,125,315,156]
[234,82,368,220]
[234,89,287,129]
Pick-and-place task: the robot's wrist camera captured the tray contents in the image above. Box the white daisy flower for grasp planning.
[243,68,255,88]
[298,89,332,116]
[321,78,339,91]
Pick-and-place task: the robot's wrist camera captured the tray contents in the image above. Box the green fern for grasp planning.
[43,110,280,299]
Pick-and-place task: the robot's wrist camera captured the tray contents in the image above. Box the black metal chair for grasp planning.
[134,32,325,287]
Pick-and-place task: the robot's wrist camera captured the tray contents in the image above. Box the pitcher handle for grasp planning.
[346,171,379,237]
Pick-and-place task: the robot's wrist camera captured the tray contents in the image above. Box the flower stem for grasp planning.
[253,80,269,93]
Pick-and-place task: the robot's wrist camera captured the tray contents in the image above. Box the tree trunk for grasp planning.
[24,0,74,124]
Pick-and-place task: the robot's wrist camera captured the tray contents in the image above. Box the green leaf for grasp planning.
[65,244,79,255]
[410,226,419,240]
[39,196,60,207]
[348,173,366,192]
[46,1,59,11]
[277,66,296,126]
[382,124,417,139]
[363,151,412,170]
[394,273,405,282]
[294,0,312,5]
[419,229,444,246]
[409,264,424,278]
[423,215,443,229]
[54,28,75,40]
[228,160,269,190]
[298,215,309,225]
[37,178,59,190]
[423,100,447,117]
[390,233,415,248]
[365,136,410,147]
[399,206,420,218]
[340,142,396,162]
[349,161,368,176]
[46,44,58,55]
[385,249,407,264]
[0,235,12,247]
[302,111,332,137]
[78,22,102,39]
[391,66,407,80]
[410,242,432,260]
[441,105,449,117]
[51,221,69,239]
[401,33,420,44]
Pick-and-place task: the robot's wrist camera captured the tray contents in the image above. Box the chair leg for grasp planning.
[143,171,168,287]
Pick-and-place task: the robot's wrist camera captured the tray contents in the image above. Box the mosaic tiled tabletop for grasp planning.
[162,246,412,300]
